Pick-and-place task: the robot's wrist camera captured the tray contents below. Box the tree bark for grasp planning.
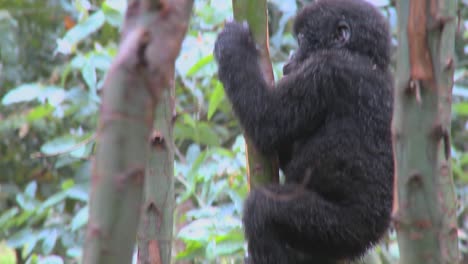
[393,0,459,263]
[83,1,193,263]
[137,87,176,264]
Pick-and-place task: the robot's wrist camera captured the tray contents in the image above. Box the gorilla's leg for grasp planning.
[243,185,381,264]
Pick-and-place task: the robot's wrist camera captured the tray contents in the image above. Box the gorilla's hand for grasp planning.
[214,21,258,63]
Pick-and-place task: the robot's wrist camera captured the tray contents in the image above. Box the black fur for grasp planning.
[214,0,394,263]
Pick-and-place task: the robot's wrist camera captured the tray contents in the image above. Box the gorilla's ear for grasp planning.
[335,21,350,45]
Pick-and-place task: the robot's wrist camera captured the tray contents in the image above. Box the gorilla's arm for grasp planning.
[214,22,329,154]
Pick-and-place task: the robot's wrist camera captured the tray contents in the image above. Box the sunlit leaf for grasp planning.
[58,11,106,53]
[2,84,42,105]
[23,235,39,257]
[66,185,89,202]
[42,229,58,254]
[453,102,468,116]
[175,241,204,259]
[26,104,55,122]
[61,179,75,190]
[41,86,66,106]
[71,206,89,231]
[206,240,244,259]
[38,255,64,264]
[178,218,213,242]
[16,194,38,211]
[89,53,113,71]
[70,144,91,159]
[38,192,67,212]
[40,137,77,155]
[24,181,37,198]
[1,84,65,106]
[82,62,97,92]
[102,0,127,27]
[186,144,201,164]
[70,54,87,68]
[7,228,34,248]
[66,247,82,258]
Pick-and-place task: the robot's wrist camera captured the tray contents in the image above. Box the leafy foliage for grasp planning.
[0,0,467,263]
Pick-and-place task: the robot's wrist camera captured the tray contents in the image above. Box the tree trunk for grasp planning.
[83,1,193,263]
[231,0,279,188]
[393,0,459,263]
[137,87,175,264]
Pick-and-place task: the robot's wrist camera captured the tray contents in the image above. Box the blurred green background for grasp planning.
[0,0,467,263]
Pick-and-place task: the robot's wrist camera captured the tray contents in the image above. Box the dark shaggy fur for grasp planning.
[214,0,394,263]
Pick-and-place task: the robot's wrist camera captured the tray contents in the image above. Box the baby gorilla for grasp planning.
[214,0,394,263]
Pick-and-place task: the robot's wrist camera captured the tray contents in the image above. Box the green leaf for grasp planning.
[38,256,64,264]
[65,185,89,202]
[57,12,107,55]
[26,104,55,122]
[70,54,87,69]
[66,247,82,258]
[182,113,196,128]
[41,229,58,254]
[88,53,113,71]
[206,240,244,259]
[197,123,220,146]
[60,11,106,47]
[38,192,67,212]
[102,0,126,27]
[7,228,34,248]
[82,62,97,92]
[175,241,204,259]
[187,54,214,76]
[188,151,209,180]
[2,84,42,105]
[40,137,77,155]
[23,235,39,257]
[207,81,225,120]
[453,102,468,116]
[24,181,37,198]
[71,206,89,231]
[178,218,212,242]
[40,86,66,106]
[16,194,37,211]
[29,254,39,264]
[0,207,19,230]
[1,84,65,106]
[61,179,75,190]
[13,211,34,226]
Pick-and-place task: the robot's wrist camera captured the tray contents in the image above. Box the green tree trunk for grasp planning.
[137,87,175,264]
[393,0,459,263]
[82,1,193,263]
[231,0,279,188]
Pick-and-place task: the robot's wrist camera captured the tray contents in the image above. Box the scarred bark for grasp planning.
[392,0,459,263]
